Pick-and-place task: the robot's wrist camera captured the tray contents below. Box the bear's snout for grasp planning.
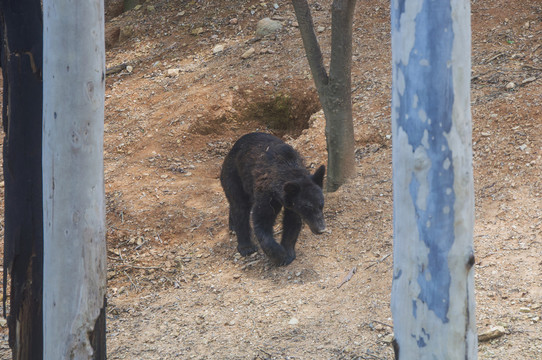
[308,219,326,235]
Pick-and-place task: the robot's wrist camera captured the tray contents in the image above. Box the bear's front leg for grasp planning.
[281,208,302,261]
[251,202,293,266]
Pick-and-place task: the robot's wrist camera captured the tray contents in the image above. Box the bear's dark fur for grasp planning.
[220,132,326,266]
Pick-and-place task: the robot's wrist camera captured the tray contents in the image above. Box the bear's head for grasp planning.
[283,165,326,234]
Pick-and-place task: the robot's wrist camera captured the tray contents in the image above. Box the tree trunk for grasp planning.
[292,0,356,192]
[42,0,107,358]
[0,1,44,359]
[391,0,477,359]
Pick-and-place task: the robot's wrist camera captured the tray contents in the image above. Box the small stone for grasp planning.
[519,307,531,313]
[288,317,299,325]
[292,21,299,27]
[229,18,238,25]
[519,144,528,151]
[522,76,536,84]
[241,47,255,59]
[505,82,516,89]
[146,5,155,12]
[177,10,185,16]
[317,26,325,33]
[213,44,224,54]
[255,18,282,37]
[226,320,236,326]
[126,65,133,73]
[134,5,142,11]
[0,318,6,327]
[191,27,204,36]
[382,334,395,344]
[481,132,491,137]
[524,21,530,29]
[478,326,505,342]
[167,68,180,77]
[0,181,4,187]
[233,274,241,279]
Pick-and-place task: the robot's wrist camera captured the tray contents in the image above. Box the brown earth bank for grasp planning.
[1,0,541,358]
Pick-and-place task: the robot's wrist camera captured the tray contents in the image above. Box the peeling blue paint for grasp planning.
[393,0,455,324]
[417,336,427,348]
[396,0,406,18]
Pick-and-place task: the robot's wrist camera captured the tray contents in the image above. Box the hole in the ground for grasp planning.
[234,84,321,137]
[188,82,321,137]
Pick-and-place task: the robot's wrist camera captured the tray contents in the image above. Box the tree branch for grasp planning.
[292,0,329,89]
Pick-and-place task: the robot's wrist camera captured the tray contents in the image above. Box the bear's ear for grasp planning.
[283,181,301,196]
[312,165,325,188]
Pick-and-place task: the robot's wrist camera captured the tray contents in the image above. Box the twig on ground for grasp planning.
[484,52,505,64]
[365,253,391,270]
[337,266,357,289]
[371,319,394,329]
[241,259,261,270]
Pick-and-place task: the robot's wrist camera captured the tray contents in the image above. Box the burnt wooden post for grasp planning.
[0,0,44,359]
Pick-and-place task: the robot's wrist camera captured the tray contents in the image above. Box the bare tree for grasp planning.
[292,0,356,192]
[0,0,44,358]
[42,0,107,358]
[390,0,477,358]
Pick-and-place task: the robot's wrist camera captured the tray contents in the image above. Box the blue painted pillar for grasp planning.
[391,0,477,358]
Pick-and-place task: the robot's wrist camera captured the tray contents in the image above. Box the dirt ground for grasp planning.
[1,0,541,358]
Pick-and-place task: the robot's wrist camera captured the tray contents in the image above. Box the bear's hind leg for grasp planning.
[230,202,258,256]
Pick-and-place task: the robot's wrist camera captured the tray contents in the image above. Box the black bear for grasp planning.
[220,132,326,266]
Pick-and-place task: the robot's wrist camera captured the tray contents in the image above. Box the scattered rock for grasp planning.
[317,26,325,33]
[255,18,282,37]
[191,27,204,36]
[478,326,506,342]
[167,69,180,77]
[126,65,133,73]
[522,76,536,84]
[241,47,255,59]
[229,18,238,25]
[382,334,395,344]
[213,44,225,54]
[505,82,516,89]
[519,144,528,151]
[288,317,299,325]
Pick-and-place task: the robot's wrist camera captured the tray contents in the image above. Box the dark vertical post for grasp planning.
[0,1,43,359]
